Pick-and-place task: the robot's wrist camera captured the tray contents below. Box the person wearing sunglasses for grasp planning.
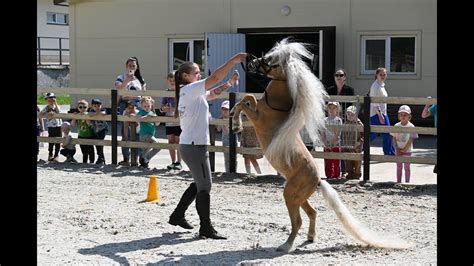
[326,68,355,114]
[325,68,355,176]
[369,67,395,156]
[71,99,96,163]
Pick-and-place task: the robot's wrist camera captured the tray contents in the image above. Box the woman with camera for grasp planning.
[115,56,147,114]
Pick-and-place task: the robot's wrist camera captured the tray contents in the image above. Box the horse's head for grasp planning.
[245,54,286,80]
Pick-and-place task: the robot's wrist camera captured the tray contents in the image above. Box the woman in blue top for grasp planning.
[168,52,246,239]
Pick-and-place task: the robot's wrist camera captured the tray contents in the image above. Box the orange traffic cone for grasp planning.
[145,175,160,202]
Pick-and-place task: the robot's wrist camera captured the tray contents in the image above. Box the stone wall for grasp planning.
[37,66,70,88]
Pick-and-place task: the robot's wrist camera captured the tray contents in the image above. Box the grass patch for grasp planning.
[37,94,71,105]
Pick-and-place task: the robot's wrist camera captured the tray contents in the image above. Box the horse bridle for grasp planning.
[241,54,291,112]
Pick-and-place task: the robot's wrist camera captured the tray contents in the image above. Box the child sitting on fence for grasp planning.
[71,99,95,163]
[59,122,77,163]
[322,101,343,179]
[341,105,364,180]
[390,105,419,183]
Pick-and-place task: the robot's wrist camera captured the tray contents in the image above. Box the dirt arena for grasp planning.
[37,161,436,265]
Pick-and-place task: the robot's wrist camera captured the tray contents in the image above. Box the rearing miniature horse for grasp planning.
[231,38,411,253]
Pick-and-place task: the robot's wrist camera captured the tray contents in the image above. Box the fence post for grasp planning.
[209,125,216,172]
[59,38,63,65]
[111,90,118,164]
[37,37,41,65]
[363,96,371,181]
[229,92,237,173]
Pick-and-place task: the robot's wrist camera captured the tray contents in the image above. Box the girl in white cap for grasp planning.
[390,105,418,183]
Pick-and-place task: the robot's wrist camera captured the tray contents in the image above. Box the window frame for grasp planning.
[357,30,421,79]
[168,38,205,75]
[46,12,69,25]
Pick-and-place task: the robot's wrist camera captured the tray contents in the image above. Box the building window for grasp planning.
[361,35,416,75]
[169,39,205,74]
[47,12,68,25]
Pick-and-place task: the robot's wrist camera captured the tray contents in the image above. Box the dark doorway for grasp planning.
[238,27,335,93]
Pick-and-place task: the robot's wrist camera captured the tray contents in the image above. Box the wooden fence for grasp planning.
[37,87,437,181]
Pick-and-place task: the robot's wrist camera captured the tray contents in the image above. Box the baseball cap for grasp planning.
[61,121,71,129]
[327,101,339,107]
[44,92,56,99]
[221,100,230,109]
[398,105,411,114]
[346,105,357,114]
[91,98,102,105]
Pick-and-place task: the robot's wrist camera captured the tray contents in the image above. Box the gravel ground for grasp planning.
[37,161,436,265]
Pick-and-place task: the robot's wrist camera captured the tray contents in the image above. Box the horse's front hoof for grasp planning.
[276,242,294,253]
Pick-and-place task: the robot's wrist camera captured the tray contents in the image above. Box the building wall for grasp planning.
[68,0,436,106]
[37,0,70,58]
[38,0,69,38]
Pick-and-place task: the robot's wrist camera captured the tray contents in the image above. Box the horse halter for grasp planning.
[241,54,291,113]
[241,54,281,78]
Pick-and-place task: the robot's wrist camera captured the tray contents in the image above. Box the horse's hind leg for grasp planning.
[277,185,302,253]
[301,200,317,242]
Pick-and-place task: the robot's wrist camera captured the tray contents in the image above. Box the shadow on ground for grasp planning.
[78,231,374,265]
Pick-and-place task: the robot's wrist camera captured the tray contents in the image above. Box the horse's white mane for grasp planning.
[264,38,328,165]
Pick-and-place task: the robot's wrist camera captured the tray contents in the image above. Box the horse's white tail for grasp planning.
[319,180,413,249]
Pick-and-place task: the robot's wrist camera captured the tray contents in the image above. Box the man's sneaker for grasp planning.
[119,160,130,166]
[172,162,182,170]
[95,158,106,165]
[166,163,175,170]
[48,155,54,161]
[131,162,138,167]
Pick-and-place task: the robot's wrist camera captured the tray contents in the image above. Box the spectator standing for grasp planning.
[89,98,109,164]
[36,105,44,162]
[119,101,140,167]
[390,105,418,183]
[39,93,62,161]
[341,105,364,179]
[167,53,245,240]
[137,96,160,168]
[326,68,355,175]
[322,101,343,179]
[115,57,147,114]
[160,72,182,170]
[421,97,437,173]
[325,68,355,113]
[71,99,95,163]
[241,114,262,175]
[216,100,238,173]
[59,122,77,163]
[369,67,395,155]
